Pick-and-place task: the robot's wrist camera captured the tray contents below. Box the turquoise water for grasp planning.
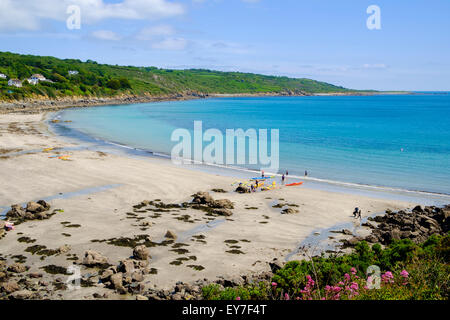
[57,95,450,195]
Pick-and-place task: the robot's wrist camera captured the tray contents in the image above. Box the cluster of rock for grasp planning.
[85,246,152,295]
[344,205,449,247]
[140,258,283,300]
[0,261,40,300]
[6,200,53,222]
[190,192,234,216]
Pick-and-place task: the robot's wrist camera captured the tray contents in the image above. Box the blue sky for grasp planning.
[0,0,449,91]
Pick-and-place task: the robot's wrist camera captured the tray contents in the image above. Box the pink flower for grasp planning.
[350,267,357,275]
[272,282,277,287]
[350,282,359,291]
[400,270,409,278]
[344,273,351,282]
[285,293,290,300]
[236,297,241,300]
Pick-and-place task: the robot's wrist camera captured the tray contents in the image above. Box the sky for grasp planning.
[0,0,449,91]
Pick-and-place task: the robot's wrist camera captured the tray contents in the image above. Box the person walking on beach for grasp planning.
[305,170,308,177]
[281,174,285,185]
[261,170,265,178]
[357,208,362,219]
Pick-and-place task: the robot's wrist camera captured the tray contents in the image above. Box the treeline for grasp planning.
[0,51,354,101]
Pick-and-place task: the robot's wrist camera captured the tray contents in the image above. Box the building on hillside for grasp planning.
[31,74,46,81]
[68,70,79,76]
[0,73,7,79]
[27,78,39,85]
[8,79,22,87]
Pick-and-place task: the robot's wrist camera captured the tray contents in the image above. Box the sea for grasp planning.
[52,94,450,202]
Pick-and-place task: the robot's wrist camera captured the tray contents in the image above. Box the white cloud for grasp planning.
[91,30,121,41]
[0,0,184,32]
[152,37,187,50]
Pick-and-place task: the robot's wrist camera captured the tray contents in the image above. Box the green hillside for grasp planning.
[0,51,354,101]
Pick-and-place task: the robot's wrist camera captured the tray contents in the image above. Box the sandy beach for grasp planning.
[0,112,416,299]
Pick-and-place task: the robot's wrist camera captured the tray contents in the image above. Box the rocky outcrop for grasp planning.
[6,200,54,223]
[82,250,109,267]
[358,205,450,246]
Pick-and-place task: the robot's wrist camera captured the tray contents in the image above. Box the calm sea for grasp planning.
[56,94,450,195]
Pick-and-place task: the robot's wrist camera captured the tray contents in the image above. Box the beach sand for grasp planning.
[0,113,415,299]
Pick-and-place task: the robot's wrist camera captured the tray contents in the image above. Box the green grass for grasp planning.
[0,51,357,101]
[202,234,450,300]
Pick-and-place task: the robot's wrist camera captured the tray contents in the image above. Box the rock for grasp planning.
[1,281,19,294]
[342,229,353,235]
[110,273,126,294]
[131,271,144,282]
[212,199,234,209]
[26,201,45,213]
[269,258,283,273]
[281,208,299,214]
[6,204,26,218]
[9,290,33,300]
[7,263,28,273]
[37,200,51,210]
[165,230,177,240]
[365,234,379,243]
[412,205,423,213]
[28,272,43,278]
[235,186,249,193]
[192,192,215,205]
[118,259,135,274]
[136,294,149,300]
[213,208,233,216]
[58,245,71,254]
[82,250,108,266]
[0,221,5,230]
[133,245,150,261]
[100,269,115,282]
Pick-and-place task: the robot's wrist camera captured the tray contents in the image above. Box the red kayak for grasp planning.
[286,182,304,187]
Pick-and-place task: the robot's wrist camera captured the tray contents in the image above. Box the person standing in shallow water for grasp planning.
[305,170,308,177]
[281,174,285,185]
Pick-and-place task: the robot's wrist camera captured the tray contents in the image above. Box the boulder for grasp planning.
[82,250,108,266]
[133,245,150,261]
[192,192,214,205]
[118,259,135,274]
[6,204,26,218]
[110,273,126,294]
[37,200,51,210]
[1,280,19,294]
[26,201,45,213]
[165,230,177,240]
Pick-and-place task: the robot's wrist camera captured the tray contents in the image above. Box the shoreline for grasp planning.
[0,90,416,115]
[0,111,419,299]
[49,107,450,204]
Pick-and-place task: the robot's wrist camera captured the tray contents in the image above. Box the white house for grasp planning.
[68,70,79,76]
[8,79,22,87]
[0,73,7,79]
[31,74,46,81]
[27,78,39,85]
